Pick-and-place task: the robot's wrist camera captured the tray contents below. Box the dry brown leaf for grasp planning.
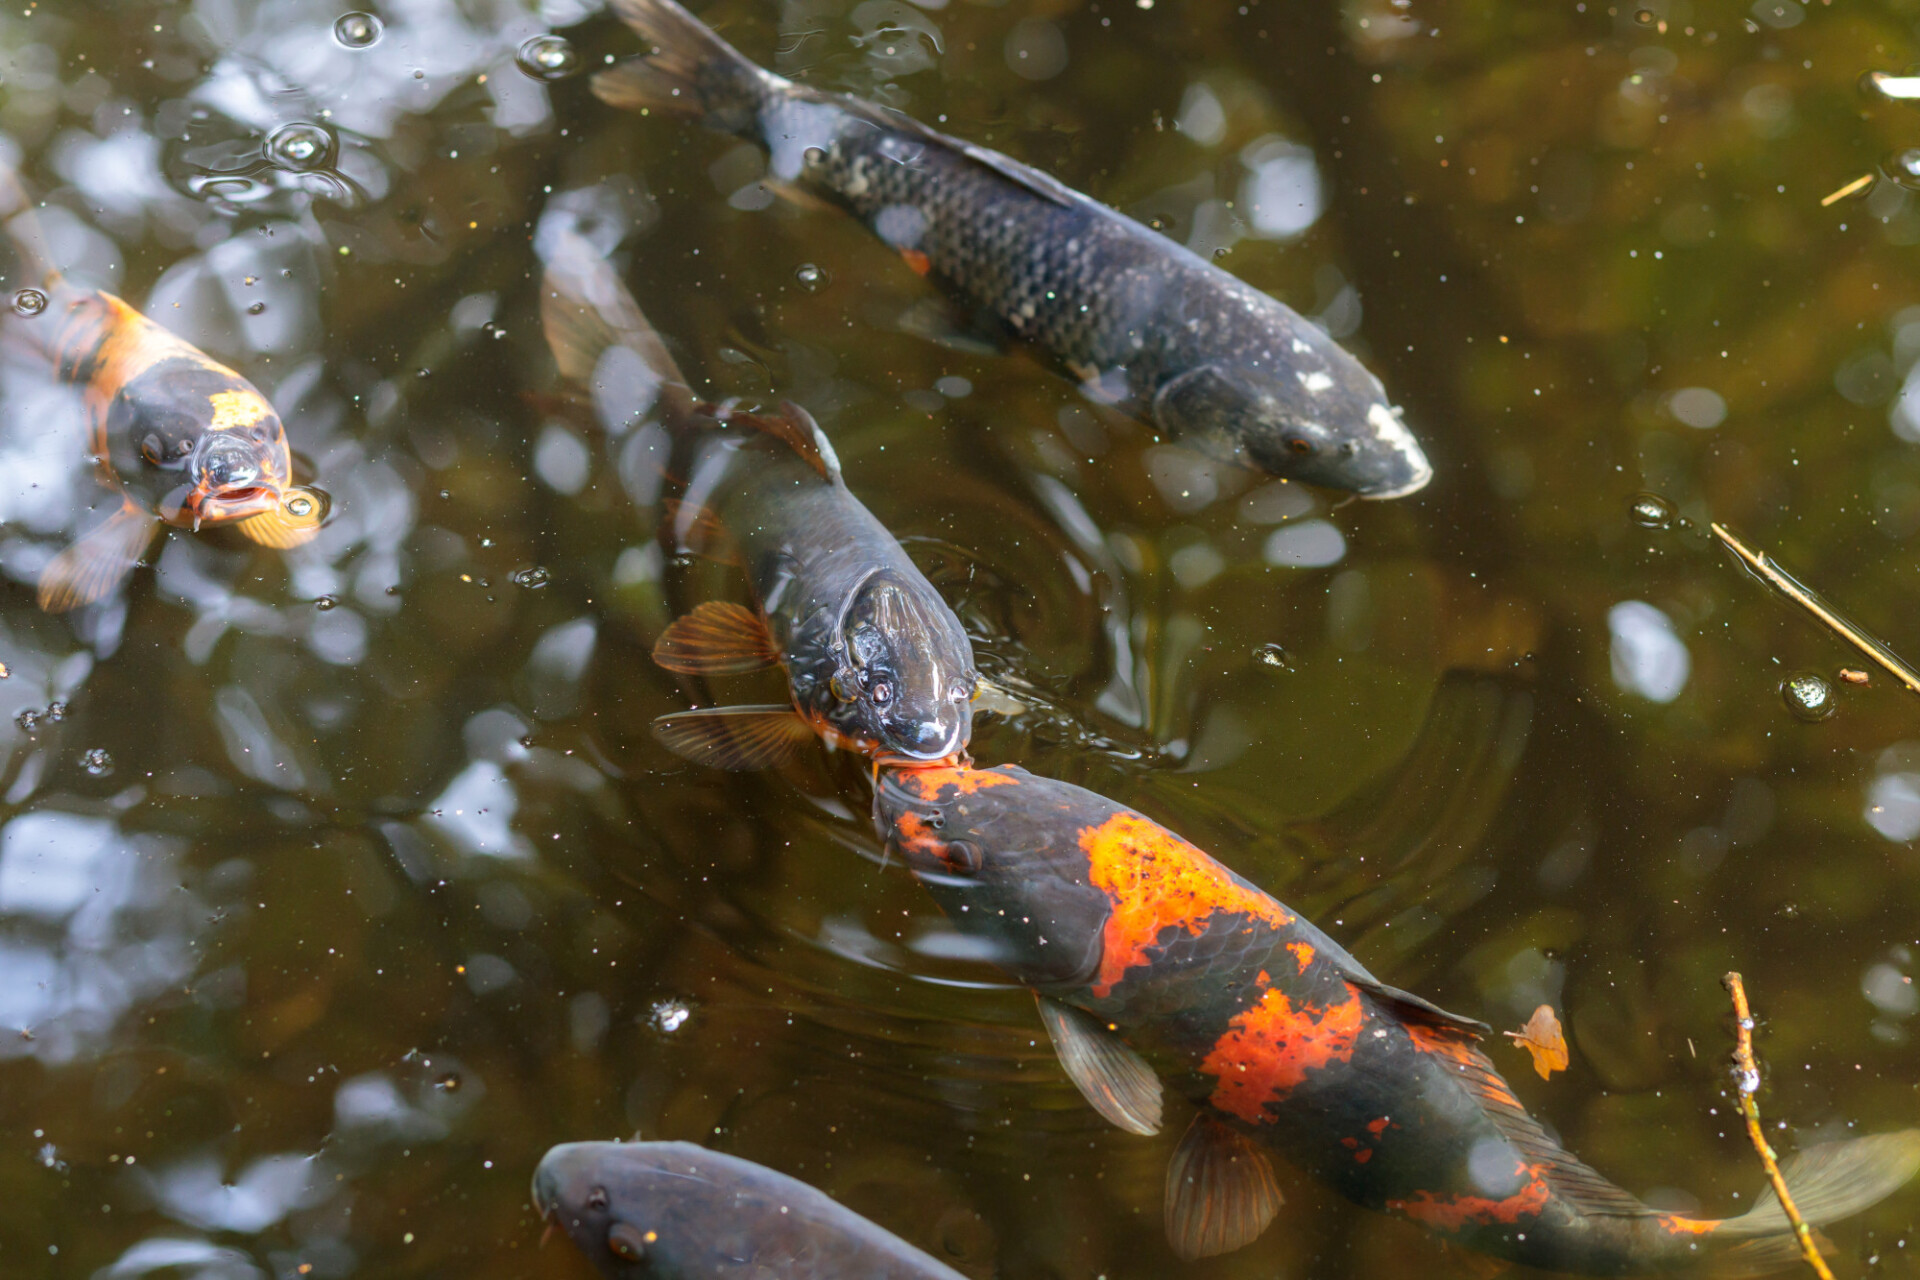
[1502,1004,1569,1080]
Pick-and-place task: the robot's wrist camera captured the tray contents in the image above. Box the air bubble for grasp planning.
[1628,492,1673,529]
[1884,148,1920,190]
[510,567,551,589]
[14,709,38,732]
[246,302,266,315]
[81,748,113,777]
[333,11,383,47]
[1253,642,1294,669]
[515,34,580,81]
[433,1072,461,1092]
[265,122,336,172]
[1633,8,1655,22]
[12,288,46,316]
[1781,672,1837,722]
[282,488,330,521]
[793,263,829,292]
[314,595,338,611]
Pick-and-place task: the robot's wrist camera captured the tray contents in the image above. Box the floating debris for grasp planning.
[1864,70,1920,101]
[1781,672,1837,722]
[1503,1004,1569,1081]
[1628,492,1674,529]
[1722,971,1834,1280]
[333,11,383,47]
[1820,173,1875,206]
[1838,667,1870,685]
[1253,642,1294,669]
[648,998,692,1034]
[1711,523,1920,699]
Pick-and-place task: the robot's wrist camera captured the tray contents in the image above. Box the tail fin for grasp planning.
[1720,1130,1920,1237]
[537,222,696,431]
[592,0,776,135]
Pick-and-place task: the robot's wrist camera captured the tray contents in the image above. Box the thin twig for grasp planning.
[1723,971,1833,1280]
[1820,173,1875,207]
[1711,523,1920,698]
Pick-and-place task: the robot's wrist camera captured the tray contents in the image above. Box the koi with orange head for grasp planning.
[539,222,977,772]
[873,763,1920,1274]
[17,264,324,611]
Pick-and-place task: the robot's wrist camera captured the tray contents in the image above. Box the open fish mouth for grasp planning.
[191,486,281,524]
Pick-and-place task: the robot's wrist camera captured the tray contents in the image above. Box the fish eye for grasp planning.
[870,681,894,706]
[587,1187,609,1210]
[831,671,858,703]
[943,839,983,876]
[607,1223,651,1261]
[951,676,977,703]
[139,433,165,465]
[1286,437,1314,456]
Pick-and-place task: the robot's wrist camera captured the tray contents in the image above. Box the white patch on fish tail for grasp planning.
[1298,370,1334,395]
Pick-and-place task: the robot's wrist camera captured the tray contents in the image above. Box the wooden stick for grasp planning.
[1820,173,1875,207]
[1711,523,1920,698]
[1722,971,1833,1280]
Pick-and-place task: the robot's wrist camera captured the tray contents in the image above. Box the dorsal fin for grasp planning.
[723,400,841,482]
[834,97,1080,210]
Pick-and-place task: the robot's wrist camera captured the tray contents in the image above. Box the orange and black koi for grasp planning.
[541,226,977,772]
[9,236,323,610]
[533,1141,970,1279]
[874,764,1920,1274]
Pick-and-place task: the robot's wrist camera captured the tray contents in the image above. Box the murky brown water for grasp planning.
[2,0,1920,1276]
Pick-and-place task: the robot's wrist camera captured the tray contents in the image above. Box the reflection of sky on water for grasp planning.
[0,809,198,1062]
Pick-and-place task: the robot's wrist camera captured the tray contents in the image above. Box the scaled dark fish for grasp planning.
[539,220,978,770]
[873,764,1920,1274]
[592,0,1433,499]
[4,193,322,611]
[533,1140,970,1279]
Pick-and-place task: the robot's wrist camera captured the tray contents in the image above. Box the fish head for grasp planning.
[1151,359,1432,499]
[533,1141,681,1275]
[828,573,975,765]
[874,764,1109,987]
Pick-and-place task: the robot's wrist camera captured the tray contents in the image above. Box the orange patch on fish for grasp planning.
[1200,982,1363,1122]
[1387,1163,1552,1232]
[1079,810,1294,997]
[900,248,932,276]
[1658,1215,1718,1237]
[890,809,943,859]
[1287,941,1315,972]
[889,764,1019,800]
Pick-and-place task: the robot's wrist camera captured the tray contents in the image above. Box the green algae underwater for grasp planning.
[1,0,1919,1275]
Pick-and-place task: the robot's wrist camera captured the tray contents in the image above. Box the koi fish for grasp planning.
[3,205,323,611]
[592,0,1433,499]
[540,224,978,770]
[872,763,1920,1274]
[533,1140,970,1279]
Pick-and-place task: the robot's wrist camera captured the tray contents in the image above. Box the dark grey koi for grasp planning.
[533,1141,970,1279]
[592,0,1433,499]
[539,223,977,771]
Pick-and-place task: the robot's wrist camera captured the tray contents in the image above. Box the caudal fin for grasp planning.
[1713,1130,1920,1276]
[592,0,776,135]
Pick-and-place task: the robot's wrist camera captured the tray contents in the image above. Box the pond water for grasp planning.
[1,0,1919,1276]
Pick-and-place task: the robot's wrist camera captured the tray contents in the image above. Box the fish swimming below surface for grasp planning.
[532,1140,970,1279]
[1,199,324,611]
[872,763,1920,1274]
[591,0,1433,499]
[539,221,978,770]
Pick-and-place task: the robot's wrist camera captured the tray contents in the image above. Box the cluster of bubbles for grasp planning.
[509,567,551,589]
[14,700,68,732]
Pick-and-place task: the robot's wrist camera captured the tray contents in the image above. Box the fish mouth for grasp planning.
[193,487,283,523]
[1354,403,1433,500]
[1360,455,1434,500]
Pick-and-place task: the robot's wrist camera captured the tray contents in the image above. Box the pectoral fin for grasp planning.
[1035,993,1162,1136]
[652,601,779,675]
[36,502,158,612]
[659,498,740,565]
[651,705,817,770]
[1341,969,1491,1037]
[1164,1114,1283,1261]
